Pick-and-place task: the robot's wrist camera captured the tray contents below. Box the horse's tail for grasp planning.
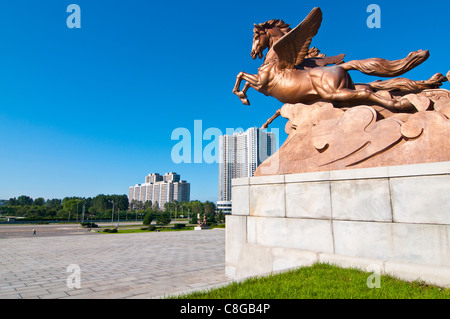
[339,49,429,78]
[369,73,447,92]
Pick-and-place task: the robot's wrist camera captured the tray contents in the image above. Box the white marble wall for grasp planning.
[226,161,450,286]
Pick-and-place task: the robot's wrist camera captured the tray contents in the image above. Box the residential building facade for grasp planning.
[129,172,190,210]
[218,127,277,213]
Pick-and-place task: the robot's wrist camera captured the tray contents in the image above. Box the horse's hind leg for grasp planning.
[322,88,414,112]
[311,67,414,112]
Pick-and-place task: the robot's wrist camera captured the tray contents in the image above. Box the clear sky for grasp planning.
[0,0,449,202]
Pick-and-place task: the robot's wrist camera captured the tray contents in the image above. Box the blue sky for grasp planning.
[0,0,449,202]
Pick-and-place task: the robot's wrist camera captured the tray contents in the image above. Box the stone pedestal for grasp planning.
[226,161,450,287]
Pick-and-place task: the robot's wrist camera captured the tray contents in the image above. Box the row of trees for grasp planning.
[130,199,222,223]
[1,194,128,220]
[127,199,224,225]
[1,195,224,223]
[130,199,216,215]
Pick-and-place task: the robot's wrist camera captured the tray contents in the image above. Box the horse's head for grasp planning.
[251,19,291,60]
[251,24,269,60]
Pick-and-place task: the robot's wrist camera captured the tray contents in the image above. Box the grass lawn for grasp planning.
[97,223,225,234]
[97,225,202,234]
[112,226,196,234]
[175,263,449,299]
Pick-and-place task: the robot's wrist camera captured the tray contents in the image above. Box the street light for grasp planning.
[117,203,120,227]
[108,200,115,227]
[81,199,86,223]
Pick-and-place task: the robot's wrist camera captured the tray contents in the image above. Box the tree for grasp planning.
[164,202,173,212]
[190,200,204,215]
[156,212,171,226]
[143,211,156,226]
[63,198,83,220]
[204,201,216,214]
[34,197,45,206]
[131,199,143,211]
[216,211,225,224]
[92,194,108,212]
[56,209,69,220]
[17,195,33,206]
[46,199,62,209]
[190,214,198,225]
[172,200,180,218]
[8,197,18,206]
[88,206,98,215]
[202,201,216,224]
[144,200,153,210]
[110,194,128,211]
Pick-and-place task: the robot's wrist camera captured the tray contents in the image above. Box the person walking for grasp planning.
[32,229,36,236]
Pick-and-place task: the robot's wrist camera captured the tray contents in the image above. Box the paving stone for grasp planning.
[0,292,22,299]
[65,288,96,296]
[19,289,50,298]
[0,229,229,299]
[39,291,69,299]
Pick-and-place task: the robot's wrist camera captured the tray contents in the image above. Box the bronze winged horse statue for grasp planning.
[232,7,446,120]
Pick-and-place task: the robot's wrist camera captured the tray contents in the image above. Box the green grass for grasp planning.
[175,263,449,299]
[98,226,197,234]
[97,223,225,234]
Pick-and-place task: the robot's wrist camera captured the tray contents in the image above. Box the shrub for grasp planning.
[103,228,117,233]
[81,222,98,228]
[156,212,171,226]
[173,223,186,229]
[141,225,156,231]
[143,212,156,226]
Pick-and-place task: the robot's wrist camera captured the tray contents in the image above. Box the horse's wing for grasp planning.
[300,54,346,69]
[273,7,322,70]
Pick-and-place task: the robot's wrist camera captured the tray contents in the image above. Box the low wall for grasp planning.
[226,161,450,287]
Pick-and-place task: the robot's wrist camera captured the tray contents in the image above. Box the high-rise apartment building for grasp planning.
[217,127,277,213]
[129,172,190,210]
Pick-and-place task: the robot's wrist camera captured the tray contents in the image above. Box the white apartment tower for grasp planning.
[218,127,276,213]
[129,172,190,210]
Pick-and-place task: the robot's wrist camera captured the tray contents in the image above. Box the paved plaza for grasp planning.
[0,227,230,299]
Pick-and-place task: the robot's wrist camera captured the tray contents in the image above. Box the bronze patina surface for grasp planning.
[233,7,450,175]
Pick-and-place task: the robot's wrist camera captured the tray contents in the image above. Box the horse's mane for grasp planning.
[254,19,292,34]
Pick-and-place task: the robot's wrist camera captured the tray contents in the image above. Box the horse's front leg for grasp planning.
[233,72,261,105]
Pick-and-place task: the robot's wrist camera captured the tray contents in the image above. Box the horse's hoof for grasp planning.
[241,98,250,105]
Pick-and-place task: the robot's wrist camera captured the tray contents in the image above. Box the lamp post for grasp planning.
[81,199,86,223]
[109,200,115,227]
[117,204,120,227]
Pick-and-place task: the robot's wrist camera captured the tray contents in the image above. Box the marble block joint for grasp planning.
[226,161,450,287]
